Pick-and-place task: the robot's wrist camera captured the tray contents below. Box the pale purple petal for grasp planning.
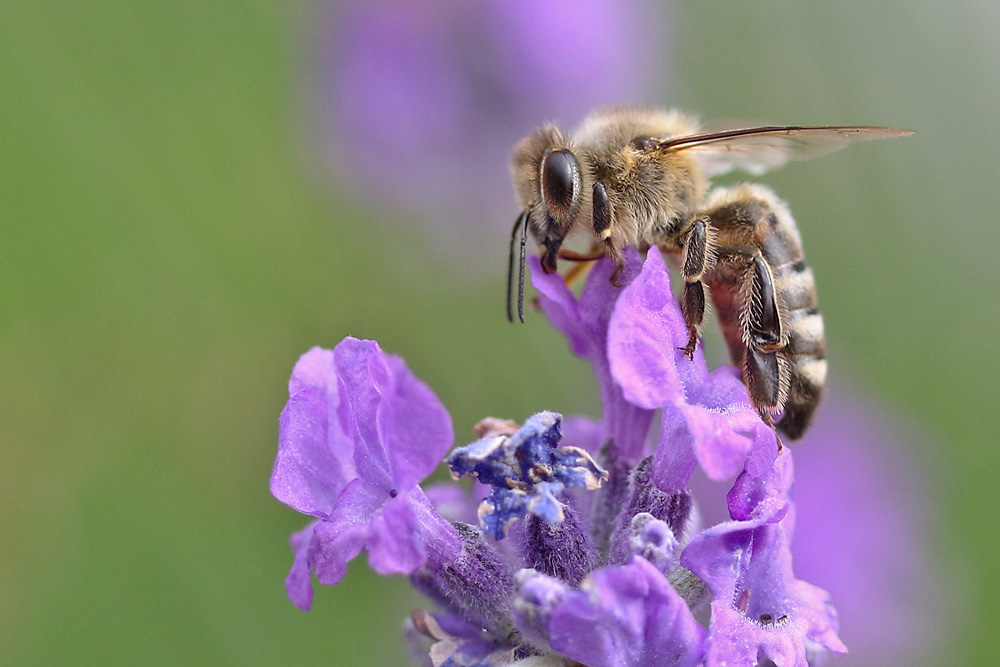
[682,474,845,667]
[531,257,588,357]
[424,482,479,525]
[333,338,396,490]
[560,414,604,454]
[609,250,778,485]
[727,447,795,522]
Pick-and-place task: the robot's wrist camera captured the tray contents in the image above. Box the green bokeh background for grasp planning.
[2,1,996,665]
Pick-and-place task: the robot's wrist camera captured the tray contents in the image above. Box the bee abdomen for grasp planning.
[702,184,828,439]
[778,352,827,439]
[750,195,826,438]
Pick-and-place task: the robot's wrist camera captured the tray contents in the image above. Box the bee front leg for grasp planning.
[679,218,713,358]
[593,181,626,285]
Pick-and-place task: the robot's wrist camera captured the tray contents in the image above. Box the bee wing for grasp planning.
[660,126,913,176]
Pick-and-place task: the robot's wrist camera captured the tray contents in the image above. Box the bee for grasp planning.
[507,108,911,439]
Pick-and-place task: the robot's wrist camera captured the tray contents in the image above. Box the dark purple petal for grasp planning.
[542,556,705,667]
[447,412,606,539]
[271,348,355,516]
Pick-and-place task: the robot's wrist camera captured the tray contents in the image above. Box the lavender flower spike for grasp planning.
[273,248,858,665]
[270,338,455,609]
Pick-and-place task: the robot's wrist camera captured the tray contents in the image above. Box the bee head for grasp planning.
[536,148,583,273]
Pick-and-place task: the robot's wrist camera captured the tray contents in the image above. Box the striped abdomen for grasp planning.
[758,209,827,439]
[700,186,826,439]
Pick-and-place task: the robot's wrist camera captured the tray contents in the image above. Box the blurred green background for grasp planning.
[2,1,996,665]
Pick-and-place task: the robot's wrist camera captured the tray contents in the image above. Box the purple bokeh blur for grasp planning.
[791,391,949,665]
[307,0,670,260]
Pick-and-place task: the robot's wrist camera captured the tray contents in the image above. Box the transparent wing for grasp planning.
[659,126,913,176]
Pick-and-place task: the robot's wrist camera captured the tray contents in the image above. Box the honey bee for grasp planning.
[507,108,911,439]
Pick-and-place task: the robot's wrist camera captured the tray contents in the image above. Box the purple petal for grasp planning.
[271,348,356,516]
[308,479,379,586]
[560,415,605,454]
[608,249,686,409]
[334,338,396,489]
[544,556,705,667]
[682,509,845,667]
[366,491,428,576]
[727,448,795,521]
[424,482,479,525]
[333,337,453,491]
[531,256,589,357]
[285,521,319,611]
[377,355,454,490]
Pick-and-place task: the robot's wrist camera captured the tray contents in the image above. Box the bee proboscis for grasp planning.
[507,108,911,439]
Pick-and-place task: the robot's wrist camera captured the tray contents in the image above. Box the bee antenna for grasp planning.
[506,211,528,323]
[517,212,527,323]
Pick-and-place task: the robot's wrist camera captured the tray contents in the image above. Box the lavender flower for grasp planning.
[270,340,458,610]
[310,0,669,251]
[271,245,867,666]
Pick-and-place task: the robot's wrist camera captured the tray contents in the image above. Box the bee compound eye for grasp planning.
[541,149,581,218]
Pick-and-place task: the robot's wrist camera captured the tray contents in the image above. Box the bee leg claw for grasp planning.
[756,408,783,451]
[679,332,699,360]
[609,265,624,287]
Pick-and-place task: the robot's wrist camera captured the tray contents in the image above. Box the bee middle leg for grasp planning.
[678,218,714,358]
